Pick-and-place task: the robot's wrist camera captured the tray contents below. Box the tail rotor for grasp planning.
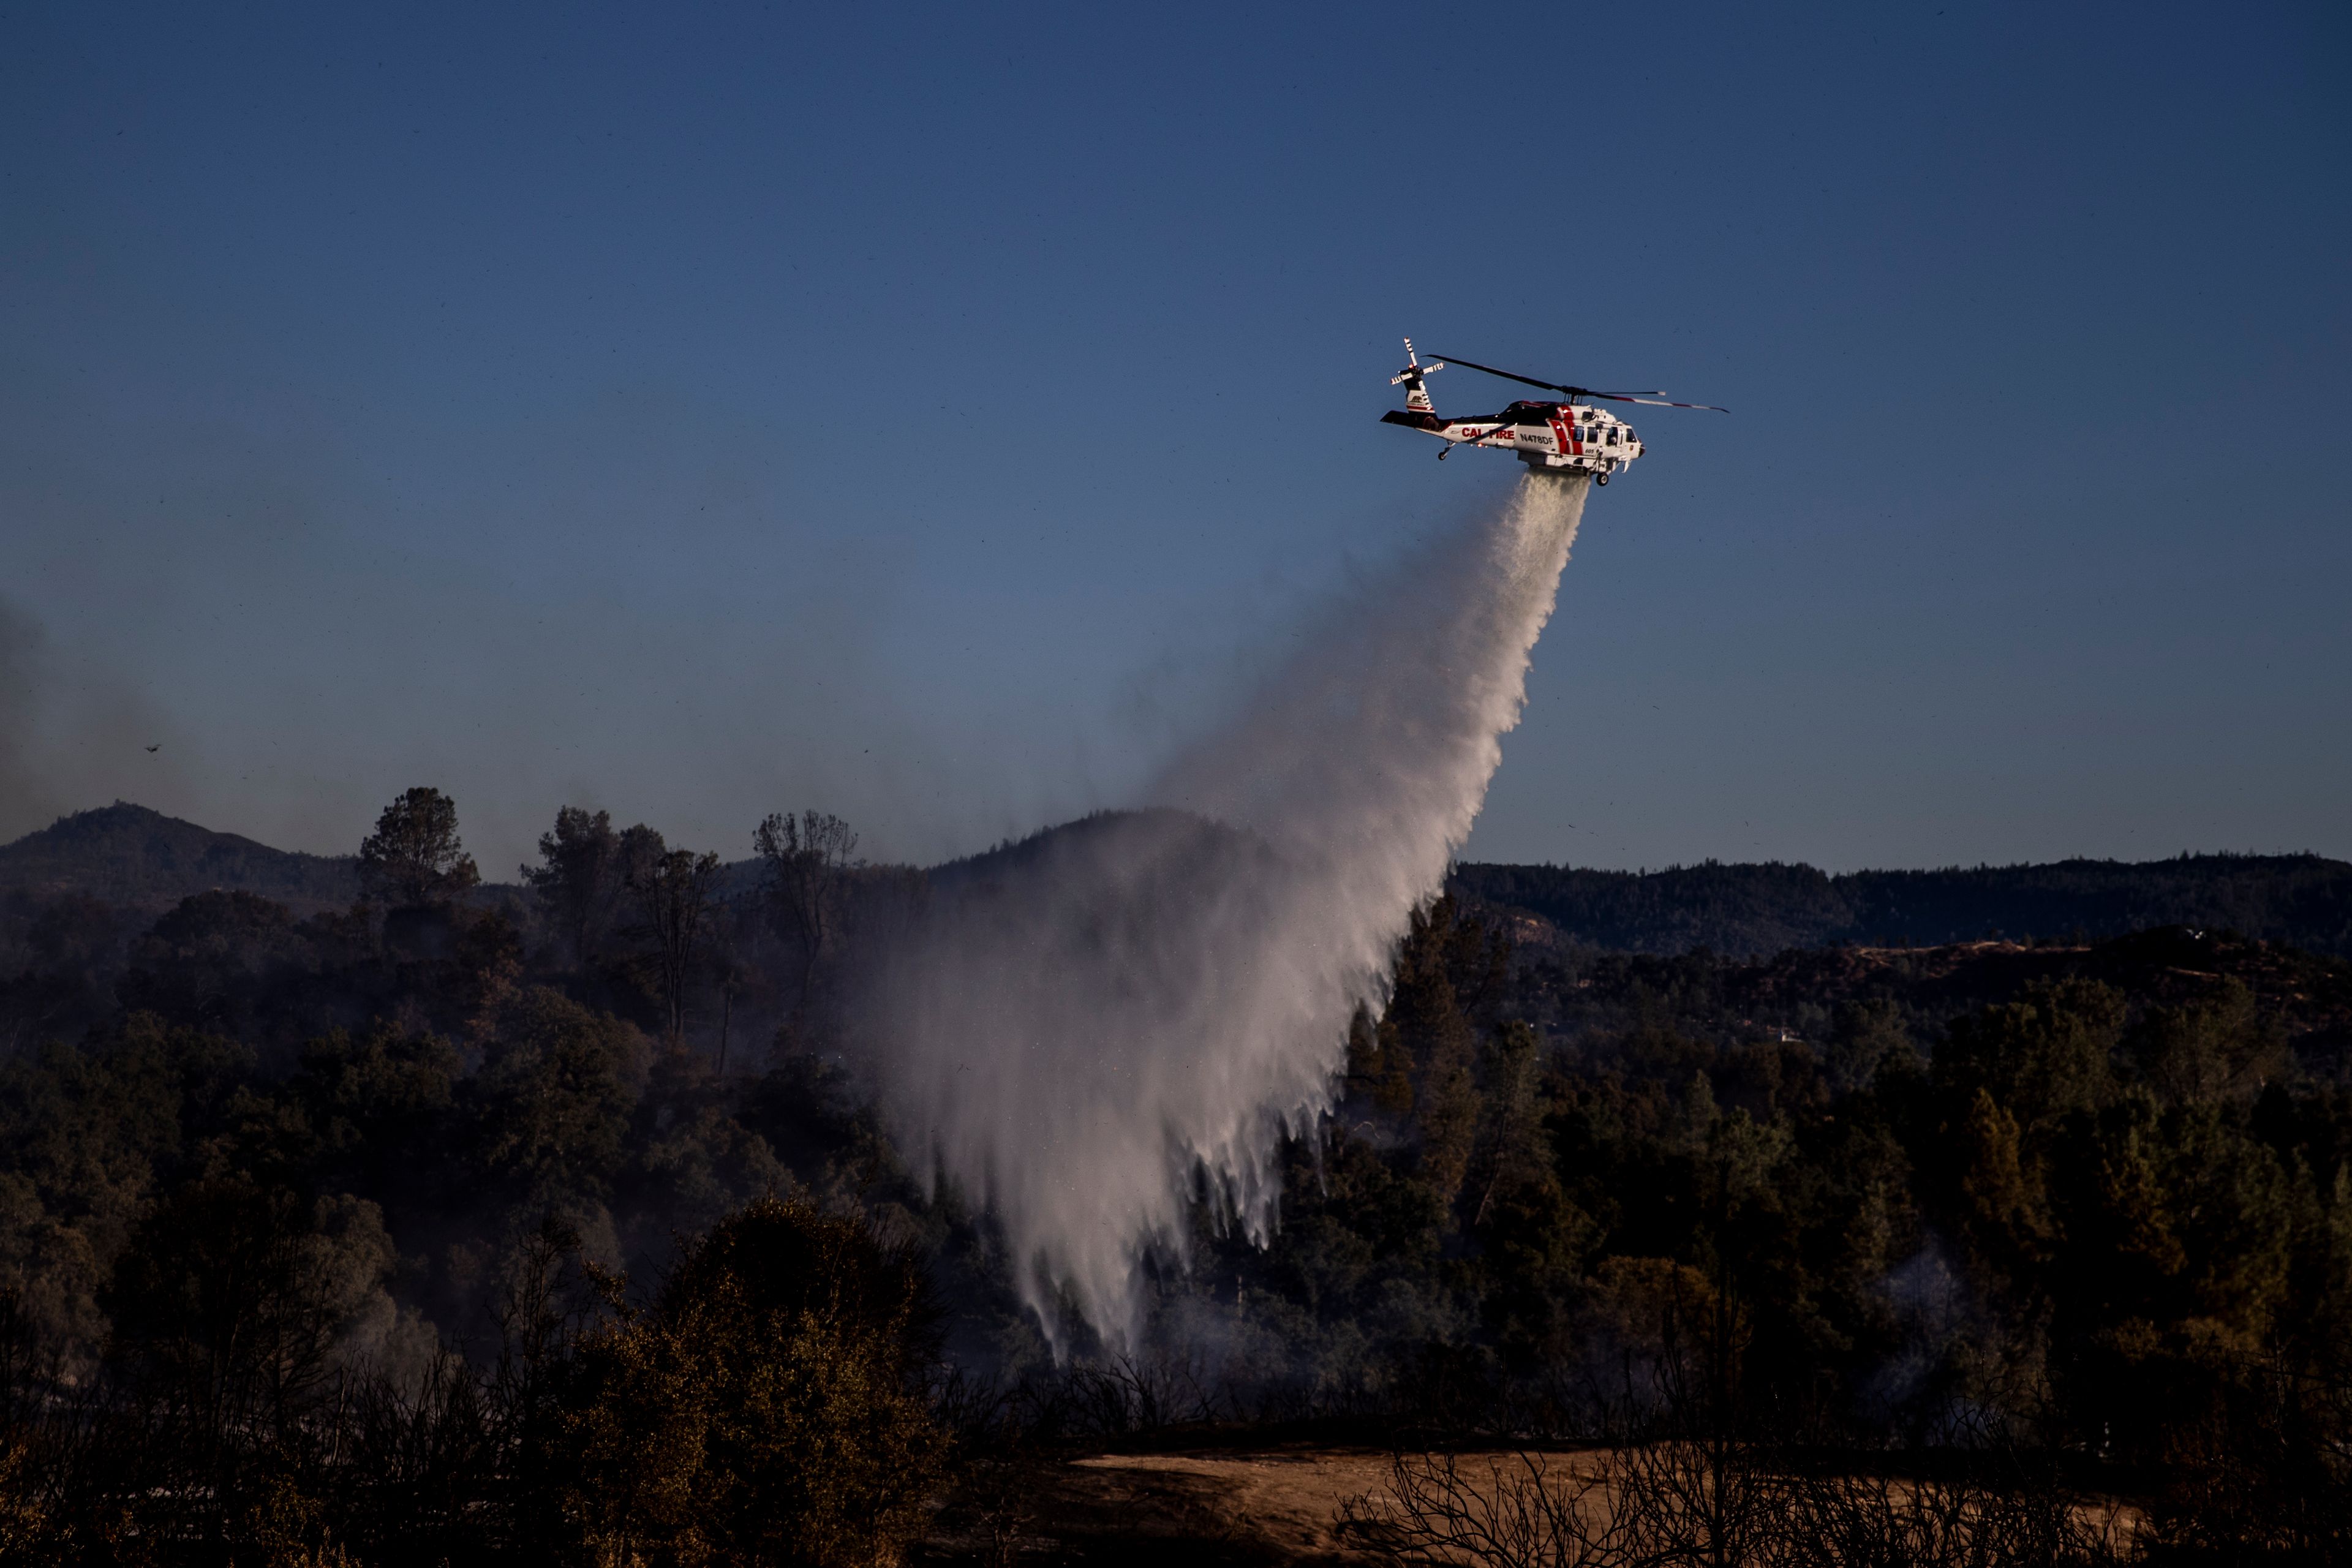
[1390,337,1446,414]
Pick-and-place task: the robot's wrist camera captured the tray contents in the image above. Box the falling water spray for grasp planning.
[864,473,1590,1348]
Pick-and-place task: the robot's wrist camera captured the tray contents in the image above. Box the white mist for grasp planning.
[866,473,1590,1348]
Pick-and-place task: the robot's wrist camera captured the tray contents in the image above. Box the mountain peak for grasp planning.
[0,802,361,911]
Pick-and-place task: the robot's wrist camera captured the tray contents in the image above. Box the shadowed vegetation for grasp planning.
[0,794,2346,1561]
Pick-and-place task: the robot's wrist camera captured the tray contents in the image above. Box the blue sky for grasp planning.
[2,1,2345,874]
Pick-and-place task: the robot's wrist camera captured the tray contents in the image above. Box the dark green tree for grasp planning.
[753,810,861,1020]
[558,1196,943,1568]
[102,1172,393,1460]
[521,805,625,968]
[629,846,723,1050]
[472,988,644,1208]
[359,786,480,908]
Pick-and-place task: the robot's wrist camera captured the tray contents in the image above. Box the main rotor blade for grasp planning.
[1583,391,1732,413]
[1433,352,1730,413]
[1425,352,1571,394]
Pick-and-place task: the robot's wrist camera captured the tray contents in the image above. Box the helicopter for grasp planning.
[1380,339,1726,483]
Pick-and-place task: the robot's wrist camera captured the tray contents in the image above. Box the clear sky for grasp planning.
[2,1,2345,876]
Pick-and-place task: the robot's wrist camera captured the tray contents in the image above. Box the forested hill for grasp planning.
[2,791,2351,1554]
[0,802,363,911]
[8,804,2350,959]
[1452,851,2352,958]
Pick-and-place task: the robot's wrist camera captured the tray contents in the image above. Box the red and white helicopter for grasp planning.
[1380,339,1726,483]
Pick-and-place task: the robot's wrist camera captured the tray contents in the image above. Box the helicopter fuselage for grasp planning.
[1381,338,1724,483]
[1381,399,1643,480]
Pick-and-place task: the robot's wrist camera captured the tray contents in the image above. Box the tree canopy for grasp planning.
[0,793,2345,1559]
[358,786,480,908]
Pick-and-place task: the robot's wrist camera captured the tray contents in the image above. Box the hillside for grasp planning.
[1,799,2348,1555]
[0,802,363,912]
[7,803,2350,962]
[1452,851,2352,959]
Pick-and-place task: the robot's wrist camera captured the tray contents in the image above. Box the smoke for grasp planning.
[863,473,1590,1349]
[0,597,194,845]
[0,601,47,833]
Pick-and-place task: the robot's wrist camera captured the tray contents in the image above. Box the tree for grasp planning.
[559,1197,943,1568]
[628,848,723,1050]
[753,811,861,1019]
[473,988,644,1207]
[102,1173,396,1453]
[707,914,748,1076]
[2129,978,2280,1104]
[521,807,625,968]
[359,788,480,908]
[293,1022,463,1224]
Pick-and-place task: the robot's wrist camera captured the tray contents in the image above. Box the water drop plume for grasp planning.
[864,473,1589,1348]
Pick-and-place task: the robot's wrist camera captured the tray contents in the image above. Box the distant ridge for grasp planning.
[925,808,1261,886]
[1452,853,2352,959]
[7,804,2348,960]
[0,802,363,912]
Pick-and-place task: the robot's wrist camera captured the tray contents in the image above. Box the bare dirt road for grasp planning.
[921,1444,1612,1566]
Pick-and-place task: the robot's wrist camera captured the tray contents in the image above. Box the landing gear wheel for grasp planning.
[1594,467,1610,486]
